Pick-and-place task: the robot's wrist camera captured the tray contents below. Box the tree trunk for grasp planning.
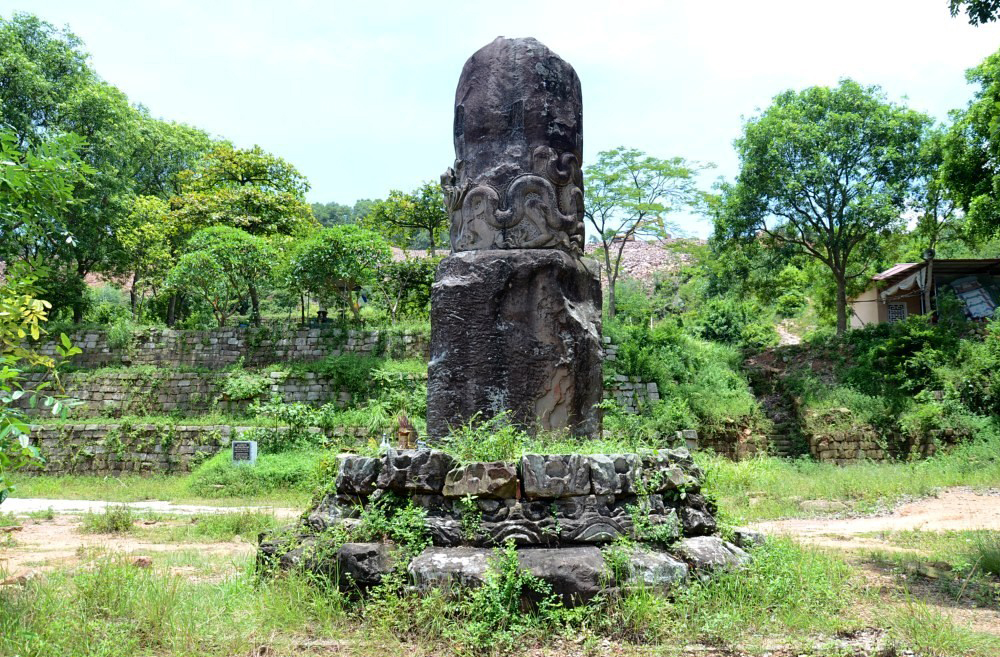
[130,272,139,320]
[249,285,261,327]
[428,227,436,257]
[167,293,177,327]
[835,275,848,335]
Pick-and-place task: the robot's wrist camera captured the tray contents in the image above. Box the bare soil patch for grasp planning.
[0,514,254,575]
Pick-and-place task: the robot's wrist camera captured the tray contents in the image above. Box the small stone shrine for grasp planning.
[428,36,603,439]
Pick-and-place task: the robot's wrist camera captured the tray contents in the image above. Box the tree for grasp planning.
[720,80,930,334]
[170,144,316,323]
[171,144,315,236]
[913,127,965,254]
[372,257,440,322]
[361,182,449,255]
[0,126,87,502]
[941,48,1000,239]
[311,201,355,226]
[584,147,710,318]
[0,12,90,148]
[950,0,1000,25]
[115,196,174,318]
[287,226,391,322]
[164,226,275,327]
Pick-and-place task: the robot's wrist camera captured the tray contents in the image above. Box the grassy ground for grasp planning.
[8,472,311,507]
[703,432,1000,524]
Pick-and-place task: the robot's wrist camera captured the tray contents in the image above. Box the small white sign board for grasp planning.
[232,440,258,465]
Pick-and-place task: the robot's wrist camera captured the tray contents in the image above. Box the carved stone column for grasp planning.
[428,37,602,439]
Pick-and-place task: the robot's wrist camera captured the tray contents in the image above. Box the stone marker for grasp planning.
[231,440,257,465]
[429,36,602,439]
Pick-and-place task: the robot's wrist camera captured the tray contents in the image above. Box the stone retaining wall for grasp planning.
[28,423,234,475]
[17,370,424,418]
[804,410,969,465]
[605,376,659,412]
[33,326,430,369]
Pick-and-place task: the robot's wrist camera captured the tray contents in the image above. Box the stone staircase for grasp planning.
[746,364,807,459]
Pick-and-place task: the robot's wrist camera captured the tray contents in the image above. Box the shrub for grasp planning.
[80,505,136,533]
[444,412,528,463]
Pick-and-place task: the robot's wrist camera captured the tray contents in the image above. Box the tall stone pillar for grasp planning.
[428,37,602,439]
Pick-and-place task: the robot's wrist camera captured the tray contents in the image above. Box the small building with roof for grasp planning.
[849,258,1000,328]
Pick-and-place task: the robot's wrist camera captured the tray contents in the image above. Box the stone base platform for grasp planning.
[258,447,755,606]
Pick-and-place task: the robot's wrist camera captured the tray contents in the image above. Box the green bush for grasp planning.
[187,450,323,498]
[691,296,778,351]
[80,505,136,534]
[606,319,765,434]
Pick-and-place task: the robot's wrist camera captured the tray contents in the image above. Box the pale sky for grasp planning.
[7,0,1000,236]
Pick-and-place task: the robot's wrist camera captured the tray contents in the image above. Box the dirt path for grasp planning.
[752,487,1000,638]
[0,514,261,575]
[2,497,300,518]
[751,488,1000,551]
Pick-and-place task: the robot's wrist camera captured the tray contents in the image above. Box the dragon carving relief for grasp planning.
[441,145,585,256]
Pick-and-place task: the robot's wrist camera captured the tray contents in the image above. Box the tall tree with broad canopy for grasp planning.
[170,144,317,323]
[287,226,391,323]
[361,182,449,255]
[164,226,275,328]
[584,147,710,318]
[1,127,88,502]
[940,48,1000,239]
[718,80,930,334]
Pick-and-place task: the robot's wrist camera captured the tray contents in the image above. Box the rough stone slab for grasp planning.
[408,547,492,591]
[731,527,767,549]
[442,461,518,499]
[335,456,381,496]
[673,536,750,572]
[587,454,640,496]
[516,546,607,604]
[334,543,396,591]
[625,547,689,593]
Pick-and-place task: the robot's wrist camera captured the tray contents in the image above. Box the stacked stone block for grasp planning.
[605,376,659,412]
[260,447,751,605]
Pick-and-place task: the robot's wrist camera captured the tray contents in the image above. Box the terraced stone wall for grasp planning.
[17,370,425,418]
[32,326,430,368]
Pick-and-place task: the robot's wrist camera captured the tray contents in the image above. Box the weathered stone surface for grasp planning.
[335,456,381,495]
[409,547,491,591]
[441,37,584,255]
[679,506,717,537]
[478,499,559,546]
[427,250,602,439]
[306,493,361,531]
[587,453,640,496]
[626,547,689,592]
[516,547,607,604]
[443,461,518,499]
[731,527,767,549]
[334,543,396,591]
[521,454,592,499]
[377,449,455,493]
[425,517,465,547]
[674,536,750,572]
